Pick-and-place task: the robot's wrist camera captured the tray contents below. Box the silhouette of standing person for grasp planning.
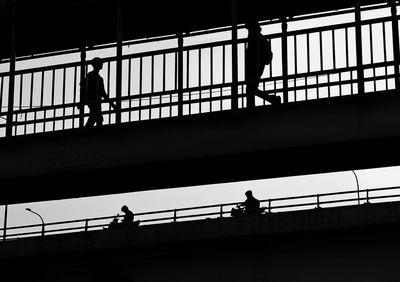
[245,21,281,108]
[78,57,118,127]
[121,205,134,224]
[240,190,262,215]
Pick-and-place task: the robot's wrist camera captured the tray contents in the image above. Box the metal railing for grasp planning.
[2,185,400,242]
[0,2,398,137]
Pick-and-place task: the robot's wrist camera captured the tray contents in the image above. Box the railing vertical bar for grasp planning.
[186,50,192,115]
[268,199,272,213]
[150,55,154,120]
[158,56,162,118]
[162,54,166,118]
[198,48,202,113]
[30,72,35,134]
[115,0,123,125]
[333,29,341,96]
[128,58,132,122]
[25,74,30,135]
[327,31,332,98]
[79,47,86,128]
[139,57,143,121]
[281,17,289,103]
[51,69,56,132]
[172,52,176,117]
[382,22,388,90]
[177,33,184,117]
[306,33,310,101]
[355,1,365,95]
[18,73,23,135]
[221,44,226,111]
[40,71,45,133]
[318,30,323,99]
[62,68,66,130]
[294,34,298,102]
[390,0,400,91]
[231,0,239,110]
[210,46,213,111]
[73,66,78,128]
[369,23,377,92]
[6,6,16,138]
[107,61,111,123]
[344,27,353,94]
[268,43,273,104]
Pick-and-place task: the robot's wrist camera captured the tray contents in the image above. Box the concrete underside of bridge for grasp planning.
[1,201,400,282]
[1,92,400,204]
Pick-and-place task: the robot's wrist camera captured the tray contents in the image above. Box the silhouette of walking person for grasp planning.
[78,57,118,127]
[245,20,281,108]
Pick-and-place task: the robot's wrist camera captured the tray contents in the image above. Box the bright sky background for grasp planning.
[1,3,400,235]
[2,166,400,232]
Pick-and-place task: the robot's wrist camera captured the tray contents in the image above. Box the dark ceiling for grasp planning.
[0,0,386,60]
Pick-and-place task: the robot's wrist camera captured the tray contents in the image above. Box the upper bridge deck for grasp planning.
[1,0,400,204]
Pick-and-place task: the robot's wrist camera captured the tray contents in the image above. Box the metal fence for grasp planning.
[2,185,400,241]
[0,2,399,137]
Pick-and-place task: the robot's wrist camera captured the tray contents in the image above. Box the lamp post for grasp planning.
[26,208,45,237]
[351,170,360,205]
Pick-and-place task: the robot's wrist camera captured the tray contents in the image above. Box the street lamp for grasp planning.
[26,208,45,236]
[351,170,360,205]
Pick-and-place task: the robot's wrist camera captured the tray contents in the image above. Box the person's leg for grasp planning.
[85,113,96,127]
[246,66,258,108]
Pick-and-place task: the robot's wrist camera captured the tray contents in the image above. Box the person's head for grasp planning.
[91,57,103,71]
[245,190,253,198]
[245,20,261,33]
[121,205,129,213]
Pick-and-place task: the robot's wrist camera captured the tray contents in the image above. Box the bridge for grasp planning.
[1,186,400,282]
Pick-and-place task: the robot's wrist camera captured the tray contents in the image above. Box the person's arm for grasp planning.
[99,77,119,111]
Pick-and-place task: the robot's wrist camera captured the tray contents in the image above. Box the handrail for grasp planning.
[2,185,400,241]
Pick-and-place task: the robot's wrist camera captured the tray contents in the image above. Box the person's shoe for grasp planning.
[269,95,281,105]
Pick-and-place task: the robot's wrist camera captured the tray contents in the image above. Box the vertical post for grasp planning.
[115,0,123,124]
[173,209,177,222]
[355,0,365,95]
[231,0,239,110]
[220,204,223,218]
[281,17,289,103]
[6,5,16,138]
[390,0,400,91]
[3,204,8,242]
[79,46,86,128]
[85,219,89,232]
[316,194,320,208]
[177,33,184,116]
